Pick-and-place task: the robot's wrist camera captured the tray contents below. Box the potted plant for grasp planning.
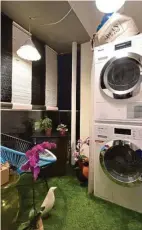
[41,117,52,136]
[56,124,68,136]
[34,119,42,133]
[72,138,90,186]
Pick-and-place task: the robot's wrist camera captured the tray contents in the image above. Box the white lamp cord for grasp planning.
[40,7,72,26]
[29,7,72,27]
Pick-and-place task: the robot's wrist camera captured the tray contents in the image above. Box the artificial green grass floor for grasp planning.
[16,174,142,230]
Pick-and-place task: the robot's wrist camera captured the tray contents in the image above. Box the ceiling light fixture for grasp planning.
[17,17,41,61]
[17,38,41,61]
[96,0,126,13]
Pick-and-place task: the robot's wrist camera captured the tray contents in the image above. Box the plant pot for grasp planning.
[59,130,66,136]
[45,128,52,137]
[78,160,84,170]
[75,167,88,184]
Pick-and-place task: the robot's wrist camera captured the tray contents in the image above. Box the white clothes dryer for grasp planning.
[94,122,142,213]
[94,34,142,123]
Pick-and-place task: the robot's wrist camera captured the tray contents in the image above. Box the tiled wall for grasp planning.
[1,13,12,103]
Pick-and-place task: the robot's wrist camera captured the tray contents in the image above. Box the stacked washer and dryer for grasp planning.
[93,34,142,213]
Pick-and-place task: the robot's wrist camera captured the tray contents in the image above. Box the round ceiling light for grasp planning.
[96,0,126,13]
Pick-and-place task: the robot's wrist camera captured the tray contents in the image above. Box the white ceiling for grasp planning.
[2,1,142,53]
[1,1,90,53]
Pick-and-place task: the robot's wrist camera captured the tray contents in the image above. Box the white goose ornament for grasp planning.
[41,186,57,218]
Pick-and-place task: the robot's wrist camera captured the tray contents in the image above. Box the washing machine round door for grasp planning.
[101,52,142,99]
[100,140,142,186]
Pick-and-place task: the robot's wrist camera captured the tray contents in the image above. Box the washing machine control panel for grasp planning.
[114,128,142,140]
[131,129,142,140]
[95,125,142,141]
[96,126,109,139]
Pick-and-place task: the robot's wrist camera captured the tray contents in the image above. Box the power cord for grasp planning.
[40,8,72,27]
[29,7,72,28]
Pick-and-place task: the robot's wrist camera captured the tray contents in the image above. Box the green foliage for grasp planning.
[34,119,42,131]
[41,117,52,130]
[34,117,52,131]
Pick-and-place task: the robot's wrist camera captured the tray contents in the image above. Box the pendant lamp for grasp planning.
[17,18,41,61]
[17,38,41,61]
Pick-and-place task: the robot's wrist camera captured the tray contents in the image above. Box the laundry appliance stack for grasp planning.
[93,33,142,213]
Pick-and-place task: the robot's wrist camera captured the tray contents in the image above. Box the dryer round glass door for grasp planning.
[100,52,142,99]
[100,140,142,186]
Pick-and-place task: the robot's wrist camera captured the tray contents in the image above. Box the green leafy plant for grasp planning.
[41,117,52,130]
[34,119,42,131]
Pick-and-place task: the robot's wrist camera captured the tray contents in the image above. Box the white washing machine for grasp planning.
[94,122,142,213]
[94,34,142,123]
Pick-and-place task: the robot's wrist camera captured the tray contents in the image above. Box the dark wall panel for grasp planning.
[57,53,72,110]
[1,13,12,102]
[76,49,81,140]
[76,49,81,111]
[57,50,80,111]
[57,48,81,140]
[32,36,46,105]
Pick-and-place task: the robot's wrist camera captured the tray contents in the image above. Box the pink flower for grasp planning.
[26,150,32,159]
[31,149,39,162]
[29,156,37,167]
[41,142,51,149]
[50,143,57,149]
[32,145,44,153]
[73,151,79,157]
[77,139,82,143]
[21,161,30,171]
[35,152,40,162]
[22,140,56,180]
[33,166,40,181]
[46,144,51,149]
[40,141,57,150]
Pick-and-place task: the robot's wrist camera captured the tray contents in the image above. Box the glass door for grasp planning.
[100,140,142,186]
[100,53,142,99]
